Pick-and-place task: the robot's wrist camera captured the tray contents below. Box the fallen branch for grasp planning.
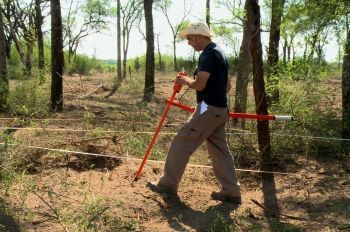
[251,199,309,221]
[338,224,350,230]
[105,80,123,99]
[80,84,110,99]
[57,136,124,147]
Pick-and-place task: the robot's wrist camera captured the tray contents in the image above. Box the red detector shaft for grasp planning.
[166,99,293,121]
[134,70,187,181]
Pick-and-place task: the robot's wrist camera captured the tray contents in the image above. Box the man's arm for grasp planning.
[175,71,210,91]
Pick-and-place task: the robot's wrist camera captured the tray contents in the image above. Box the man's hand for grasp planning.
[175,71,210,91]
[175,75,191,86]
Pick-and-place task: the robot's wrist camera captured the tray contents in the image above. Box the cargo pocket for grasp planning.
[208,107,228,124]
[178,124,202,141]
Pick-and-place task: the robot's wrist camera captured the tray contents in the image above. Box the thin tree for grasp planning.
[1,1,12,58]
[2,1,15,58]
[335,24,346,68]
[117,0,122,82]
[63,0,110,65]
[206,0,210,28]
[342,26,350,141]
[233,0,250,128]
[267,0,285,102]
[0,5,9,111]
[155,33,164,71]
[121,0,143,79]
[247,1,281,223]
[246,0,272,164]
[105,0,122,98]
[2,0,35,75]
[155,0,191,71]
[24,4,35,76]
[35,0,45,71]
[143,0,155,101]
[216,0,250,127]
[297,1,339,63]
[50,0,64,111]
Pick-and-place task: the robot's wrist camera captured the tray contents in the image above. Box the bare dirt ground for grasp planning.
[1,73,350,231]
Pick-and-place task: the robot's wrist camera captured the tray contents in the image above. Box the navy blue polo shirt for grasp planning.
[194,42,229,108]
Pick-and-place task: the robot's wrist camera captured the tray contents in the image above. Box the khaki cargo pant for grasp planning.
[159,103,241,197]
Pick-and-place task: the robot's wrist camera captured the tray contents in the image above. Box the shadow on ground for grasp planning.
[155,194,239,231]
[262,173,281,231]
[280,196,350,230]
[262,173,305,232]
[0,199,22,232]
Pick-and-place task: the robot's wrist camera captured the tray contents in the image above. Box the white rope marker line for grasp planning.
[2,126,350,141]
[1,142,290,175]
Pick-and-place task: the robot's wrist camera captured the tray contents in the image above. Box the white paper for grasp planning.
[200,101,208,115]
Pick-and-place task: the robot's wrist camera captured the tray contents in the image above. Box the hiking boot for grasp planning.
[146,182,177,195]
[211,191,242,205]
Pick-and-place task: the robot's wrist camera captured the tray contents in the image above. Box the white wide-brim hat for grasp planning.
[179,21,213,39]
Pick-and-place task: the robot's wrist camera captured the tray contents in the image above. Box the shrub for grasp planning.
[277,59,340,81]
[269,79,344,158]
[8,79,50,117]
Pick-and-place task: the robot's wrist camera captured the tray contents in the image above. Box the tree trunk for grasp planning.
[123,27,131,79]
[25,35,34,77]
[316,39,325,64]
[6,16,26,69]
[105,0,122,98]
[0,7,9,111]
[156,33,163,71]
[173,37,177,71]
[122,26,127,79]
[282,36,287,64]
[50,0,64,111]
[338,38,342,69]
[303,42,307,60]
[267,0,285,102]
[25,42,33,76]
[308,33,319,62]
[342,28,350,142]
[35,0,45,70]
[23,14,35,77]
[288,36,292,62]
[117,0,122,81]
[2,4,13,59]
[247,0,272,166]
[68,46,73,64]
[206,0,210,28]
[143,0,155,101]
[5,37,11,59]
[233,0,250,128]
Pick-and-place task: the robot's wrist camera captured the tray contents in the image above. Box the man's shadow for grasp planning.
[155,194,239,231]
[0,201,22,232]
[261,172,281,231]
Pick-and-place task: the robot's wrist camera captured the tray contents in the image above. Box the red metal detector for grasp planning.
[134,72,292,181]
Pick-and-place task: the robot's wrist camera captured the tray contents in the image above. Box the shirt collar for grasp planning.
[204,42,216,51]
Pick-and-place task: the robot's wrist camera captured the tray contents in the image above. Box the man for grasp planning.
[147,22,241,204]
